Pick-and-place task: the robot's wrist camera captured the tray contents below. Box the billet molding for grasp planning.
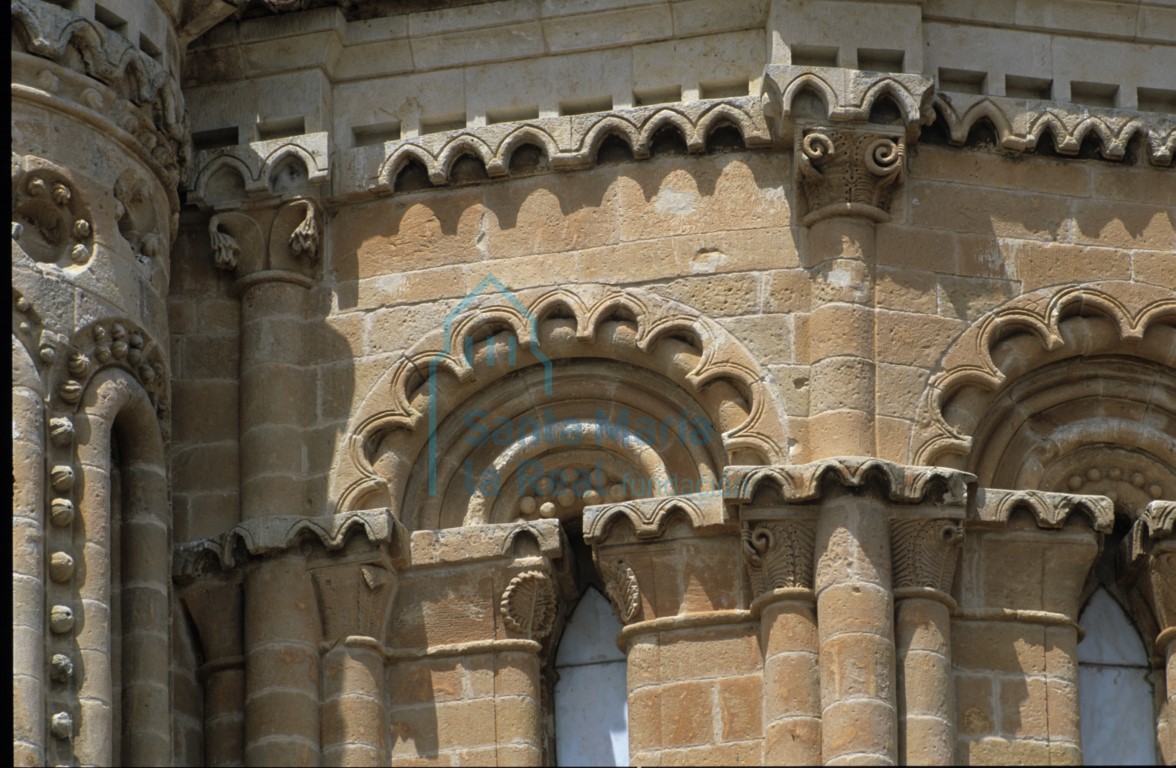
[172,508,408,580]
[723,458,974,507]
[912,281,1176,467]
[970,488,1114,533]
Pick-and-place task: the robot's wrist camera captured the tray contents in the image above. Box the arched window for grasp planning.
[1077,588,1158,765]
[553,588,628,766]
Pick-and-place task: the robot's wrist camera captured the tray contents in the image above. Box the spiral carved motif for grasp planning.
[742,521,816,596]
[796,127,907,225]
[891,518,965,593]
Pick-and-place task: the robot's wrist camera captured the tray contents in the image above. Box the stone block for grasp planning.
[717,674,762,742]
[659,680,716,748]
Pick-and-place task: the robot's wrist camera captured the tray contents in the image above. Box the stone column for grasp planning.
[12,337,45,767]
[795,126,906,459]
[1126,500,1176,763]
[310,539,403,767]
[725,460,972,767]
[178,576,245,767]
[955,489,1112,764]
[208,201,324,766]
[584,493,760,766]
[890,516,964,764]
[384,521,569,766]
[741,515,821,765]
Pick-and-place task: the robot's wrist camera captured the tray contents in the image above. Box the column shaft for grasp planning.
[205,665,246,767]
[895,597,954,764]
[322,644,387,767]
[815,492,897,765]
[760,596,821,764]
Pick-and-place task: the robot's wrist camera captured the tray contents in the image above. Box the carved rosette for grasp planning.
[500,570,557,640]
[597,558,641,624]
[891,518,965,596]
[742,520,815,598]
[796,127,906,226]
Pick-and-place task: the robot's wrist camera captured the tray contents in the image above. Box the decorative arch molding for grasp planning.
[913,281,1176,514]
[188,132,330,207]
[368,97,770,193]
[931,92,1175,166]
[724,458,973,506]
[761,65,936,140]
[333,283,790,528]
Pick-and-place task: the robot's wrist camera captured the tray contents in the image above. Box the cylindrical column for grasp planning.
[814,488,897,765]
[322,642,387,767]
[205,662,247,766]
[805,216,877,460]
[12,367,45,767]
[1161,630,1175,764]
[891,517,963,765]
[120,458,172,764]
[759,594,821,764]
[75,413,115,767]
[239,279,310,518]
[237,275,320,765]
[895,596,954,764]
[243,551,320,766]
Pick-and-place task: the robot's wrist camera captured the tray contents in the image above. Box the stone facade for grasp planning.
[10,0,1176,765]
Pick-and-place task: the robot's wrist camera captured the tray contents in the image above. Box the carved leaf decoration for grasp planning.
[601,560,641,624]
[500,570,556,640]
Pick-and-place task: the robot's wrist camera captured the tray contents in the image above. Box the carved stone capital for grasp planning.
[178,575,244,667]
[796,126,906,226]
[309,552,399,644]
[891,518,964,596]
[742,520,816,597]
[499,570,557,640]
[1126,501,1176,648]
[207,198,322,287]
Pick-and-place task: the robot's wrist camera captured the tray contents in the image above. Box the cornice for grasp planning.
[723,458,974,507]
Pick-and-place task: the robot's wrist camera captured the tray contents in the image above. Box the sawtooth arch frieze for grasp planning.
[914,281,1176,516]
[333,284,790,528]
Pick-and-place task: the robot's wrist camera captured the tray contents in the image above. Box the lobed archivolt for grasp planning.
[913,281,1176,466]
[334,283,789,516]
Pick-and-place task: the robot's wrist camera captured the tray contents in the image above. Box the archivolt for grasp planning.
[913,282,1176,511]
[333,284,789,527]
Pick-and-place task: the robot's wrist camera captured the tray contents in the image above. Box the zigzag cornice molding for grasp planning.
[723,458,974,507]
[971,487,1115,533]
[933,91,1176,166]
[172,509,409,580]
[912,281,1176,467]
